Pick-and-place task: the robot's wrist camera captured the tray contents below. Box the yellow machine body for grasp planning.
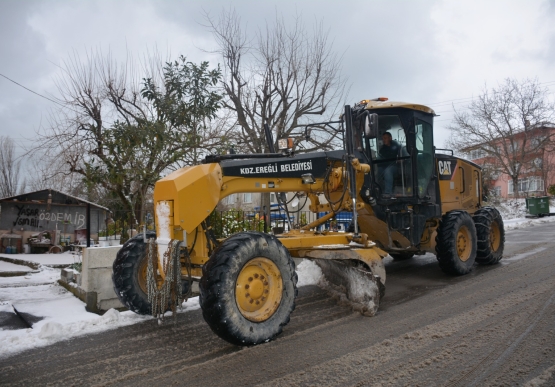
[152,156,387,283]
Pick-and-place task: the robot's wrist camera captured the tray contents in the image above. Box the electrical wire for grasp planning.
[0,73,82,115]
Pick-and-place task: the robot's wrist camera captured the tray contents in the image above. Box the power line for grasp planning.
[0,73,81,115]
[424,80,555,107]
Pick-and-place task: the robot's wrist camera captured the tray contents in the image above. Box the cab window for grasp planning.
[415,120,434,198]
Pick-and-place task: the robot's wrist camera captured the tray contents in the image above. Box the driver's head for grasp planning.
[382,132,392,146]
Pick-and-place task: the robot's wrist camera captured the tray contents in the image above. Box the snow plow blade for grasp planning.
[303,248,387,316]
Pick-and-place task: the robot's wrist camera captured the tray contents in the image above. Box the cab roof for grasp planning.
[360,99,436,115]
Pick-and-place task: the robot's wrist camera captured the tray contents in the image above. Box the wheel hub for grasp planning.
[490,221,501,251]
[457,226,471,262]
[235,257,283,322]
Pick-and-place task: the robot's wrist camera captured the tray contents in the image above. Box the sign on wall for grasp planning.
[0,203,104,233]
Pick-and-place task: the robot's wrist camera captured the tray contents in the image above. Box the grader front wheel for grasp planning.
[200,232,297,346]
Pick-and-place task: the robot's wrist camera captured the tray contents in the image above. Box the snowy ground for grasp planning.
[0,199,553,360]
[0,260,33,272]
[0,258,323,359]
[0,251,80,268]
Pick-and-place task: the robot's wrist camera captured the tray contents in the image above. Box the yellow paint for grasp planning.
[438,159,482,214]
[235,257,283,322]
[154,164,223,235]
[457,226,472,262]
[490,220,501,252]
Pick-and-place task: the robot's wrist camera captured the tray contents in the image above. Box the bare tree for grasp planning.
[206,9,346,154]
[34,50,227,225]
[26,150,89,195]
[536,137,555,195]
[0,136,26,197]
[449,78,555,198]
[206,10,346,215]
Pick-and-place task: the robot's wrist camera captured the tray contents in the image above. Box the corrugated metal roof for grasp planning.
[0,189,111,211]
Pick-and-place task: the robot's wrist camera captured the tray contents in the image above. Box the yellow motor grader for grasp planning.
[112,99,505,346]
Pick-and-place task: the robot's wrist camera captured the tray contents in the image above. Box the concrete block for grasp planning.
[82,246,122,269]
[74,272,81,286]
[85,291,98,313]
[61,268,75,283]
[78,245,125,313]
[90,268,116,297]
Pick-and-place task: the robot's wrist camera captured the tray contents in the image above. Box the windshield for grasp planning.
[364,115,406,159]
[365,115,412,197]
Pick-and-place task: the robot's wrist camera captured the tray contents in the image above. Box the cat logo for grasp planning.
[438,159,457,180]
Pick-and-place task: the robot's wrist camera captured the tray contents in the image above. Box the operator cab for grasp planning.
[353,99,437,205]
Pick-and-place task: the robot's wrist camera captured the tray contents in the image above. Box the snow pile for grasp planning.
[155,201,172,268]
[296,260,323,287]
[0,301,15,314]
[494,198,529,220]
[0,265,200,359]
[487,197,555,230]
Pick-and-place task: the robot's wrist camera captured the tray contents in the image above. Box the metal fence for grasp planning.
[99,209,355,242]
[208,210,354,238]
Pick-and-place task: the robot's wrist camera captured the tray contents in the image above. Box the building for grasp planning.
[0,189,110,252]
[465,126,555,198]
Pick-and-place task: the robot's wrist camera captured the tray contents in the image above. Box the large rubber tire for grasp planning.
[112,231,156,315]
[199,232,297,346]
[435,211,477,275]
[389,252,414,261]
[473,207,505,265]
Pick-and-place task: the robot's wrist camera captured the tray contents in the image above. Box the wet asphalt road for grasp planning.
[1,221,554,386]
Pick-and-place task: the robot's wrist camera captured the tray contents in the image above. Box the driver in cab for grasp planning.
[378,132,401,195]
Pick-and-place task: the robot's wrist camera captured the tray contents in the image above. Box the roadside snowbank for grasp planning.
[0,261,321,359]
[0,279,199,359]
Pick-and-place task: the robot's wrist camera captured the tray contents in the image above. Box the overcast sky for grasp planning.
[1,0,555,158]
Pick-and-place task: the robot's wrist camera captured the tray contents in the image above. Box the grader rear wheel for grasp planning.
[112,231,157,315]
[473,207,505,265]
[200,232,297,346]
[435,211,477,275]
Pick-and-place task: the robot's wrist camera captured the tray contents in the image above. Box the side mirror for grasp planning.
[364,113,379,139]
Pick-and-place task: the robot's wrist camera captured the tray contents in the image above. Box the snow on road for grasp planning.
[0,204,553,359]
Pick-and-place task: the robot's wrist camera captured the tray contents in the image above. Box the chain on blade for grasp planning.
[146,238,183,322]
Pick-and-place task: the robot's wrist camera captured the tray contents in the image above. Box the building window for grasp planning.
[243,193,252,203]
[492,186,501,197]
[508,141,520,153]
[225,194,236,205]
[270,193,276,203]
[469,148,486,160]
[508,177,544,195]
[531,136,546,148]
[528,177,544,192]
